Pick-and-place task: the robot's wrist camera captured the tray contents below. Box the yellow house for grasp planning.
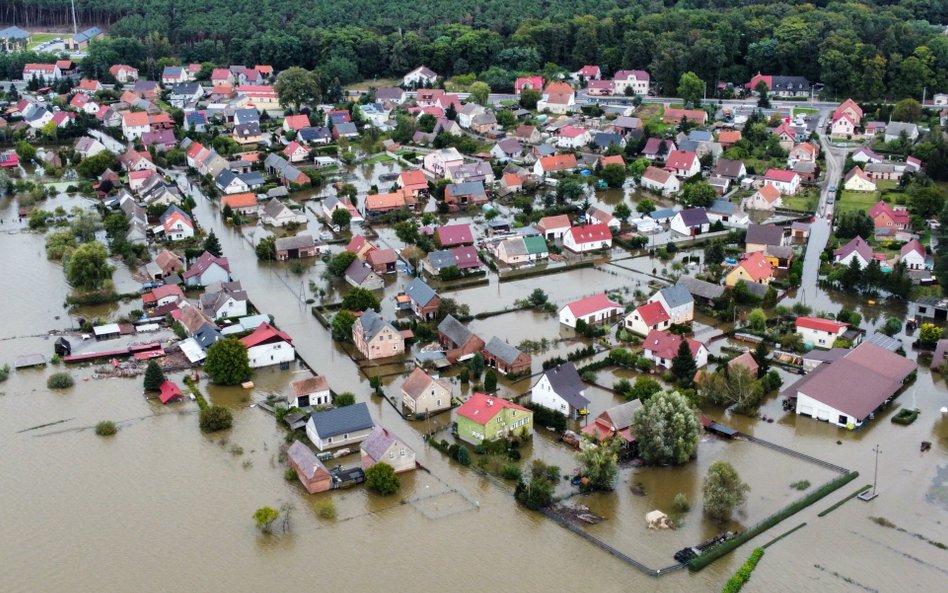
[843,166,876,192]
[725,252,774,287]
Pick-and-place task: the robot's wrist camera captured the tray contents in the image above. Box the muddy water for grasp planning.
[2,191,947,593]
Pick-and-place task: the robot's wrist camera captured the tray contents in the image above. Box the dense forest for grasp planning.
[2,1,948,100]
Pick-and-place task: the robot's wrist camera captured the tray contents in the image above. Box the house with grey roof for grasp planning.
[423,249,458,276]
[275,234,319,260]
[884,122,919,143]
[353,310,405,360]
[676,277,725,305]
[482,336,532,376]
[344,260,384,290]
[745,224,785,252]
[531,362,590,418]
[647,284,694,325]
[306,402,375,451]
[437,315,484,363]
[670,207,710,236]
[404,278,440,320]
[360,426,416,473]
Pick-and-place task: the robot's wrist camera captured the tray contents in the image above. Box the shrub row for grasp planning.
[688,471,859,571]
[721,548,764,593]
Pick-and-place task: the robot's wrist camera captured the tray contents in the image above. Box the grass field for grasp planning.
[344,78,400,91]
[792,106,818,118]
[783,193,818,212]
[26,33,59,50]
[836,189,880,213]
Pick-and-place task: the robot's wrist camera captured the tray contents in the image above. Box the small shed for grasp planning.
[158,380,184,404]
[15,354,47,369]
[92,323,121,341]
[54,337,72,357]
[700,416,737,438]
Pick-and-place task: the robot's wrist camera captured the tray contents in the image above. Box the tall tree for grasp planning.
[66,242,113,290]
[703,461,749,522]
[275,67,321,111]
[204,338,251,385]
[677,71,704,108]
[143,360,166,392]
[631,391,700,465]
[203,231,222,257]
[670,340,698,387]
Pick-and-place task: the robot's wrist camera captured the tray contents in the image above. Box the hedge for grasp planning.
[688,471,859,571]
[721,548,764,593]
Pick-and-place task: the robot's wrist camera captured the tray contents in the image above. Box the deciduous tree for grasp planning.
[631,391,700,465]
[702,461,749,522]
[204,338,251,385]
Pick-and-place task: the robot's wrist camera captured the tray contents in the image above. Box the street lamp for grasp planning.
[858,444,881,501]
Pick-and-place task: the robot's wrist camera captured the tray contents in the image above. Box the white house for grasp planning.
[900,239,927,270]
[624,301,671,337]
[670,208,710,236]
[795,317,848,349]
[289,375,331,409]
[743,183,782,211]
[640,166,680,196]
[763,169,801,195]
[612,70,649,96]
[833,236,873,268]
[558,294,623,328]
[537,82,576,115]
[830,114,856,139]
[121,111,150,141]
[239,322,295,369]
[843,166,876,192]
[642,330,709,370]
[789,343,916,428]
[261,198,307,227]
[423,148,464,178]
[666,150,700,178]
[530,363,590,419]
[647,284,694,324]
[457,103,485,129]
[556,126,591,149]
[562,223,612,253]
[183,252,231,287]
[306,402,375,451]
[402,66,439,87]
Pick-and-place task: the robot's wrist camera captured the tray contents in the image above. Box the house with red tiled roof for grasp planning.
[725,252,774,287]
[717,129,741,148]
[743,183,783,211]
[843,166,876,192]
[121,111,150,140]
[900,238,927,270]
[435,223,474,248]
[573,65,602,81]
[537,82,576,115]
[555,125,591,149]
[612,70,649,95]
[788,142,819,167]
[533,153,578,176]
[642,137,675,160]
[109,64,138,83]
[833,99,863,125]
[763,169,801,195]
[563,223,612,253]
[558,293,623,328]
[455,393,533,444]
[535,214,572,240]
[642,330,708,370]
[240,322,295,368]
[869,201,909,230]
[663,108,707,125]
[665,150,700,178]
[795,317,849,349]
[514,76,544,94]
[396,169,430,198]
[283,141,310,163]
[830,113,857,140]
[773,121,797,149]
[624,300,671,336]
[283,114,309,132]
[640,166,681,196]
[586,79,614,96]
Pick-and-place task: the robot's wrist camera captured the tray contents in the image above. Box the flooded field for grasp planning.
[1,184,947,593]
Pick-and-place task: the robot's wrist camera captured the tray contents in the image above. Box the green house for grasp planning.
[455,393,533,444]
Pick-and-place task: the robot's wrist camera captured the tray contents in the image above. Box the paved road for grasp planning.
[795,113,852,305]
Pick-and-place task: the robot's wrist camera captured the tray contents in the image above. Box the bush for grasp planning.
[0,364,10,382]
[315,499,337,519]
[284,468,298,482]
[524,403,567,432]
[199,405,233,433]
[47,372,74,389]
[455,446,471,466]
[673,492,691,513]
[500,463,522,481]
[790,480,811,491]
[891,408,920,425]
[720,548,765,593]
[365,462,401,495]
[95,420,117,436]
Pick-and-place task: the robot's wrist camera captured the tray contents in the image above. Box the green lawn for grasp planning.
[876,180,898,191]
[364,154,394,164]
[783,193,818,212]
[836,190,880,213]
[26,33,58,50]
[792,106,818,118]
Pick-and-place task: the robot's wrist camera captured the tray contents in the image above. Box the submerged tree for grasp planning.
[702,461,749,522]
[631,391,700,465]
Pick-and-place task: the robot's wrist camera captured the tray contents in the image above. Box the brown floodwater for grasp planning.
[1,185,947,593]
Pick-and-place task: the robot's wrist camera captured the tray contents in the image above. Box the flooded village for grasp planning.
[1,36,947,593]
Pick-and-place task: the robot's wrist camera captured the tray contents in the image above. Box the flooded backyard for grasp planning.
[1,181,947,593]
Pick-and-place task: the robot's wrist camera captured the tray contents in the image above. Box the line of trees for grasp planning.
[6,1,946,102]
